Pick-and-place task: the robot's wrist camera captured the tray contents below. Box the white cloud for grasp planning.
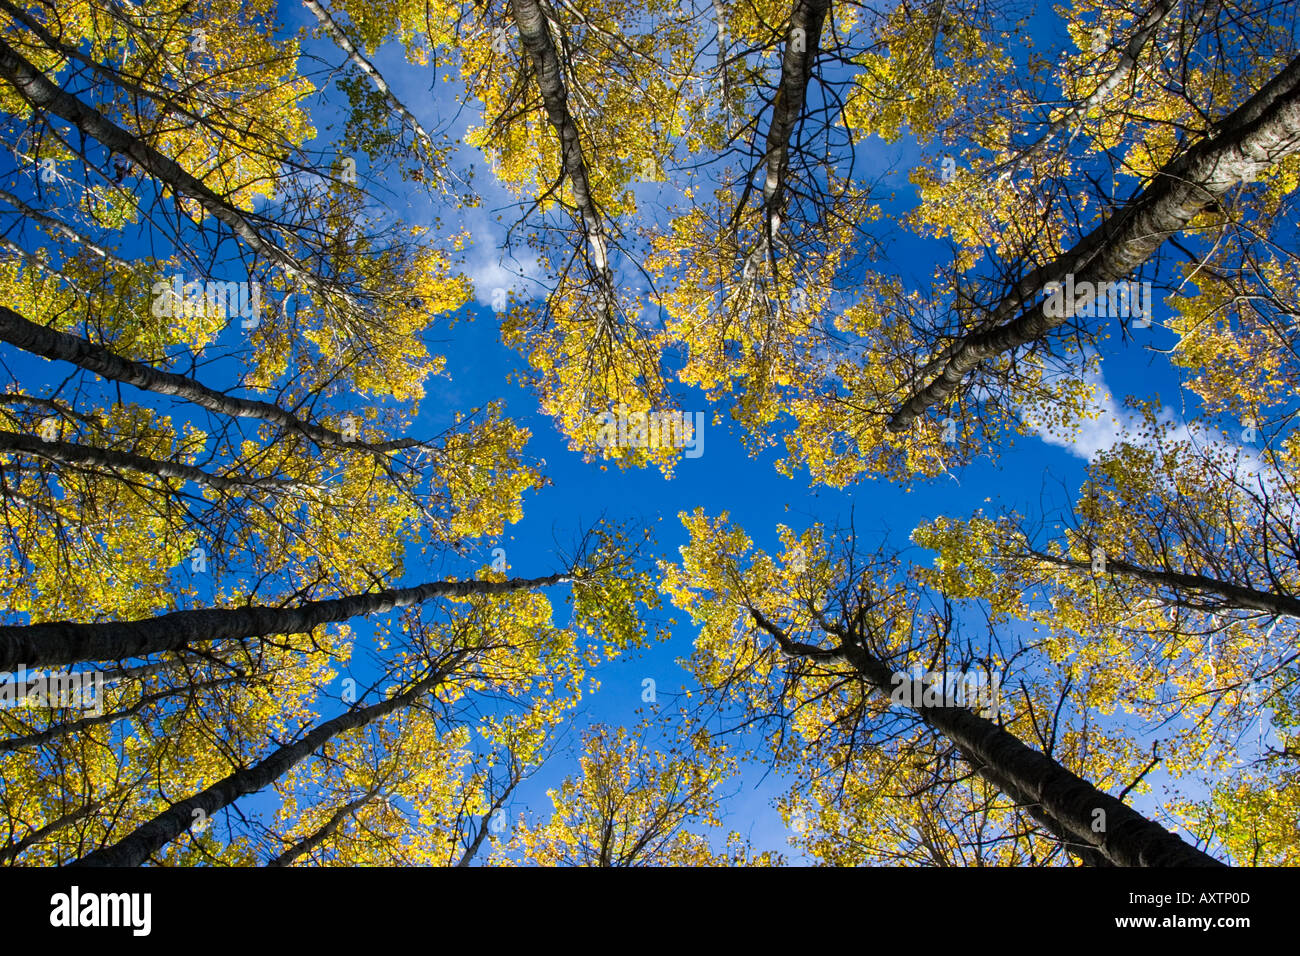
[1019,361,1286,507]
[1019,359,1236,461]
[342,37,549,310]
[1022,365,1134,461]
[461,237,546,308]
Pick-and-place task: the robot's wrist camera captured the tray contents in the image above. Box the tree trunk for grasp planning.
[760,0,831,236]
[0,35,318,292]
[0,428,294,493]
[510,0,613,286]
[0,305,422,453]
[749,608,1225,866]
[454,775,520,866]
[0,188,132,268]
[69,660,464,866]
[0,675,245,754]
[0,801,101,864]
[995,0,1176,174]
[872,656,1222,865]
[266,790,378,866]
[302,0,438,164]
[0,572,569,671]
[889,52,1300,431]
[1035,551,1300,619]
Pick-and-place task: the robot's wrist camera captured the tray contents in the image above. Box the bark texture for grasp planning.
[0,305,422,453]
[750,608,1224,866]
[70,662,462,866]
[889,53,1300,431]
[510,0,613,285]
[0,573,569,670]
[0,35,318,290]
[0,428,294,493]
[760,0,832,236]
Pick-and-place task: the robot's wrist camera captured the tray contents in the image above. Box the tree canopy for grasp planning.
[0,0,1296,869]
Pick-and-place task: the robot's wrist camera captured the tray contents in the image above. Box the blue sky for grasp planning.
[373,71,1179,863]
[4,0,1274,861]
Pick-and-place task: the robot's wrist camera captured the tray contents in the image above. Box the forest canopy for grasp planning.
[0,0,1296,868]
